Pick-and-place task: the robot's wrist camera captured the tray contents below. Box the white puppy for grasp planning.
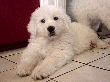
[17,6,108,80]
[68,0,110,31]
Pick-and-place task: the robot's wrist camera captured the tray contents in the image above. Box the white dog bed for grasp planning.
[0,47,110,82]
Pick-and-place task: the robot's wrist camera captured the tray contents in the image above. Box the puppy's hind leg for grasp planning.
[17,43,43,77]
[96,39,109,49]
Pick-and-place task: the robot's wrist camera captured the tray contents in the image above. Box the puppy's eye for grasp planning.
[41,19,45,23]
[54,17,58,21]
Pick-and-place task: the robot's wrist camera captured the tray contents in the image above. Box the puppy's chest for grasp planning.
[37,43,55,57]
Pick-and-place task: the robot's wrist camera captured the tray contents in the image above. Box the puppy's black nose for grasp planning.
[47,26,55,32]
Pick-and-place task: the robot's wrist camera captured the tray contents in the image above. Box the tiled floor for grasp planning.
[0,47,110,82]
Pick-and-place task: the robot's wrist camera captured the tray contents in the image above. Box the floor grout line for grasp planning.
[1,56,18,65]
[46,53,110,82]
[0,67,16,73]
[0,52,22,58]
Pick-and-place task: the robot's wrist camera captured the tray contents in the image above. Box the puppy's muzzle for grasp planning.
[47,26,55,37]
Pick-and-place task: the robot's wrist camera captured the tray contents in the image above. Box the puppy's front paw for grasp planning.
[17,64,32,77]
[31,65,56,80]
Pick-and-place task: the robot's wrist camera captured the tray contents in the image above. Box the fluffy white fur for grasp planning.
[68,0,110,31]
[17,6,108,80]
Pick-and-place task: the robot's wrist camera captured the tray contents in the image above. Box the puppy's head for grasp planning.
[28,6,71,39]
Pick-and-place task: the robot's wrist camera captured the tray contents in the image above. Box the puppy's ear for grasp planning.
[63,12,71,30]
[27,15,37,39]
